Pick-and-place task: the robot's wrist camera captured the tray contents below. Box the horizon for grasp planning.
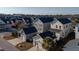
[0,7,79,15]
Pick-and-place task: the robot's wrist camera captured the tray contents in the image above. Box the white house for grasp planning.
[33,31,57,49]
[33,17,54,33]
[33,34,43,49]
[75,23,79,39]
[51,17,72,38]
[20,26,37,42]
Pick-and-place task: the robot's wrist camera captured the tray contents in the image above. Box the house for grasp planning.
[0,19,11,30]
[0,18,5,24]
[33,17,54,33]
[33,34,43,49]
[21,26,37,42]
[39,31,57,42]
[51,17,72,38]
[33,31,57,49]
[23,17,33,26]
[75,23,79,39]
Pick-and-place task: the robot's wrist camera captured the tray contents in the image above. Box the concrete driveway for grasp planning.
[0,39,19,51]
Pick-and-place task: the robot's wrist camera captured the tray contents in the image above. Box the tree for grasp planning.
[14,21,23,37]
[12,31,18,37]
[42,37,55,50]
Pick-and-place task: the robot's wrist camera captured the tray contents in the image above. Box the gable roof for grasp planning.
[23,17,32,23]
[23,27,37,35]
[0,19,5,24]
[39,31,56,39]
[76,23,79,26]
[39,17,54,23]
[57,18,71,24]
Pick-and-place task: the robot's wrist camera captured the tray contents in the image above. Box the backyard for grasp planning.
[55,31,75,51]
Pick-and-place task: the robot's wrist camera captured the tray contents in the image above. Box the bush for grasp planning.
[42,37,55,50]
[12,32,18,37]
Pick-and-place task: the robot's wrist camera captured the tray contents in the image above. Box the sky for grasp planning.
[0,7,79,15]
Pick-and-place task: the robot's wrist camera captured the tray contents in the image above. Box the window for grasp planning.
[64,26,65,29]
[59,26,61,29]
[78,28,79,32]
[66,25,67,28]
[39,24,42,27]
[62,32,64,36]
[56,25,58,28]
[39,28,42,31]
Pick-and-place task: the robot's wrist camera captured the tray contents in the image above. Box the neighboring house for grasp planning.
[33,17,54,33]
[0,18,5,24]
[0,19,11,30]
[75,23,79,39]
[51,17,72,38]
[33,31,57,49]
[23,17,33,26]
[33,34,43,49]
[21,26,37,42]
[0,19,5,29]
[39,31,57,42]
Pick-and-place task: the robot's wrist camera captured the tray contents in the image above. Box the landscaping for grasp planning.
[3,33,16,40]
[16,42,33,51]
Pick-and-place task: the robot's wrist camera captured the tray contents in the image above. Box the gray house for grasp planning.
[33,17,54,33]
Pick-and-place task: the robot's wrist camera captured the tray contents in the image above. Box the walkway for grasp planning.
[28,46,46,51]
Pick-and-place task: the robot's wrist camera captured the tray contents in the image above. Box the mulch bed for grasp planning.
[3,35,16,40]
[16,42,33,51]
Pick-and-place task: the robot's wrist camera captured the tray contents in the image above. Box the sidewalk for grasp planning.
[7,37,25,46]
[28,46,46,51]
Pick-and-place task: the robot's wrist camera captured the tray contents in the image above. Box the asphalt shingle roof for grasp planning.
[57,18,71,24]
[39,17,54,23]
[39,31,56,39]
[23,17,32,23]
[23,27,37,35]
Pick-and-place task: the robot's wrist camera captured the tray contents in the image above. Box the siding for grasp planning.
[34,20,43,33]
[51,20,72,38]
[51,20,64,30]
[43,23,50,32]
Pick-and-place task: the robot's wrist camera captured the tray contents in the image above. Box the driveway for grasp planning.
[0,39,19,51]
